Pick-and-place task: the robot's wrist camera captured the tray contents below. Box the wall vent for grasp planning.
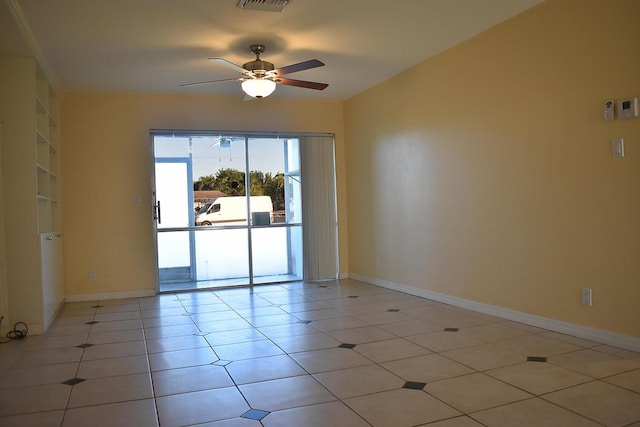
[237,0,289,12]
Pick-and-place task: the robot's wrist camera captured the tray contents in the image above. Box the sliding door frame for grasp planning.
[150,129,337,292]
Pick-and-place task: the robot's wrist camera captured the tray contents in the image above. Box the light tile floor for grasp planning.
[1,279,639,426]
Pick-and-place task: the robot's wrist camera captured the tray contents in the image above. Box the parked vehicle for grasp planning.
[195,196,273,226]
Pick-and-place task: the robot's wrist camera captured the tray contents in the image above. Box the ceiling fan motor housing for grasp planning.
[243,44,274,76]
[242,60,275,74]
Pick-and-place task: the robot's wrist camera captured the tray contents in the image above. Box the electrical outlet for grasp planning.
[581,288,592,306]
[89,270,97,281]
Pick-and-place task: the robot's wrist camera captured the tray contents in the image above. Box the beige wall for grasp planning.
[57,0,640,339]
[344,0,640,338]
[61,93,346,297]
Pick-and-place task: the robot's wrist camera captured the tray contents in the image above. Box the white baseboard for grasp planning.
[27,323,44,335]
[338,272,349,280]
[349,273,640,353]
[43,299,65,332]
[65,289,157,303]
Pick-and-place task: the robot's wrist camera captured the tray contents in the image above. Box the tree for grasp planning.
[193,174,216,191]
[263,173,285,211]
[213,168,245,195]
[193,168,285,209]
[249,171,266,196]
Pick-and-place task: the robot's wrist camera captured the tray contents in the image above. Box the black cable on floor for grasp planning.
[7,321,28,339]
[0,316,29,342]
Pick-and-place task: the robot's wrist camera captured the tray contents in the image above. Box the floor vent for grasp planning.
[237,0,289,12]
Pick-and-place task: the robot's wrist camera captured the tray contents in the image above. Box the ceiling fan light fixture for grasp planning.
[241,78,276,98]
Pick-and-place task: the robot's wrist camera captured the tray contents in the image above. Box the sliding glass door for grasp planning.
[248,137,303,285]
[153,133,304,291]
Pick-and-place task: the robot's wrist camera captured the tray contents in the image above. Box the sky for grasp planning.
[154,135,296,180]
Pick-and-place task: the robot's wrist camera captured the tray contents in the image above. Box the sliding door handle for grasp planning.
[155,201,162,224]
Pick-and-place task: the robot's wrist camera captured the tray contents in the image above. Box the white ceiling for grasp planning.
[1,0,544,101]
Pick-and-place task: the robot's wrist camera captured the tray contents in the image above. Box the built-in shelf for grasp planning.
[35,68,60,234]
[1,57,65,334]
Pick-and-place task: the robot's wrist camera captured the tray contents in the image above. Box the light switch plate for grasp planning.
[613,138,624,158]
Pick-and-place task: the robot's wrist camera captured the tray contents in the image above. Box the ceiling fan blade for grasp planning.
[273,59,324,76]
[208,57,246,73]
[179,77,240,87]
[276,77,328,90]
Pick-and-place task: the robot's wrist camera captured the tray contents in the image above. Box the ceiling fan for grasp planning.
[180,44,328,99]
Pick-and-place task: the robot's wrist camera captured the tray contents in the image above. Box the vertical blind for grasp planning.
[300,135,338,281]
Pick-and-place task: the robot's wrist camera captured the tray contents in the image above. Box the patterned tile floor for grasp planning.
[0,279,639,426]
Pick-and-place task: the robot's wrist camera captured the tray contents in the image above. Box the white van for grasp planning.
[195,196,273,226]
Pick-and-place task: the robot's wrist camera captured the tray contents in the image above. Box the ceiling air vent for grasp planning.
[237,0,289,12]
